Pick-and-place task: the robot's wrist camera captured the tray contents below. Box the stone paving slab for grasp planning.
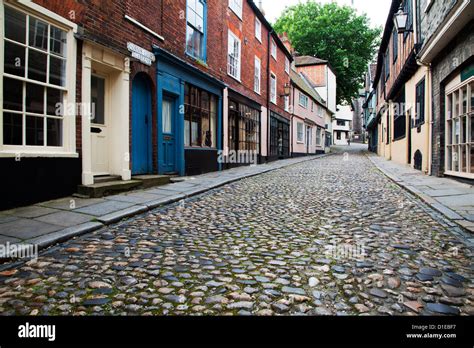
[368,154,474,233]
[0,219,62,239]
[34,211,95,227]
[2,206,59,218]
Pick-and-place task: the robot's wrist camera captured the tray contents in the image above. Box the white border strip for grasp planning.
[124,15,165,42]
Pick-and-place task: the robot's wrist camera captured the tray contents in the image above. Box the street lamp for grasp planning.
[394,3,412,34]
[281,83,291,97]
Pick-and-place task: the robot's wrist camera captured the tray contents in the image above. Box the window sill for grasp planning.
[0,150,79,158]
[185,52,208,67]
[228,73,242,83]
[393,135,406,142]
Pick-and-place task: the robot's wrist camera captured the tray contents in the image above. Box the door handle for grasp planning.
[91,127,102,134]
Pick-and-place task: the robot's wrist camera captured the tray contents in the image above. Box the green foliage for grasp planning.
[274,1,381,105]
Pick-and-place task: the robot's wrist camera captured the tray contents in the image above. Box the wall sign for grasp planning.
[127,42,155,66]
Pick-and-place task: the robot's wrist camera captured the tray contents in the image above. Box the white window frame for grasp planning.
[271,39,277,60]
[316,127,322,146]
[227,30,241,81]
[0,2,78,158]
[299,93,309,109]
[229,0,243,19]
[284,95,289,112]
[444,77,474,179]
[255,17,261,43]
[285,57,290,74]
[297,122,304,143]
[254,56,261,94]
[270,72,277,105]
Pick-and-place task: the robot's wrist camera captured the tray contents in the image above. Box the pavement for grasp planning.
[368,153,474,234]
[0,155,327,251]
[0,146,472,316]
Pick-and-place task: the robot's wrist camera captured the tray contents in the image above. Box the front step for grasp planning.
[77,175,174,198]
[78,180,143,198]
[94,175,122,184]
[131,175,172,189]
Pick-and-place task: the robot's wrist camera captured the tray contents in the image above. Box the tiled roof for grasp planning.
[294,55,328,66]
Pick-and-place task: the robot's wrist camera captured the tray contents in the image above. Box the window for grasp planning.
[445,80,473,177]
[228,31,241,80]
[386,111,391,144]
[229,0,242,19]
[184,84,217,148]
[299,94,308,109]
[228,100,260,153]
[384,49,390,81]
[2,6,69,149]
[269,115,290,157]
[316,127,322,146]
[284,95,289,112]
[254,56,261,94]
[186,0,206,61]
[393,90,406,140]
[415,78,425,127]
[306,126,312,147]
[404,0,413,40]
[393,29,398,63]
[271,39,277,60]
[337,120,346,127]
[297,122,304,143]
[270,73,277,104]
[285,57,290,74]
[255,18,261,42]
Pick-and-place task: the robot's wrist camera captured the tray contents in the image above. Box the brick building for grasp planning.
[0,0,295,209]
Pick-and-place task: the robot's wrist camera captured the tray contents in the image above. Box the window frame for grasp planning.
[271,39,277,61]
[299,93,308,109]
[392,29,398,63]
[0,3,77,157]
[227,30,241,81]
[444,77,473,179]
[414,77,425,127]
[297,122,304,143]
[285,56,290,74]
[229,0,243,20]
[186,0,207,62]
[270,72,277,104]
[255,17,261,43]
[254,56,261,94]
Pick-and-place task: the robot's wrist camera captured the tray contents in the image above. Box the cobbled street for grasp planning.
[1,147,473,316]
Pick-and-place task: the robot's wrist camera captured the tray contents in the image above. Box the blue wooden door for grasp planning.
[132,74,152,175]
[160,96,177,174]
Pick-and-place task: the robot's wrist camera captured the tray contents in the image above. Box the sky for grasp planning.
[260,0,392,29]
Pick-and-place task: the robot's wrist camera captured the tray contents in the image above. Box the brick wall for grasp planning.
[224,1,268,106]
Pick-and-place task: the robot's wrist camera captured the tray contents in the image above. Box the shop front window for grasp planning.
[184,84,217,148]
[446,80,473,177]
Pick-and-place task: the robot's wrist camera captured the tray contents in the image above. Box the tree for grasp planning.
[274,1,381,105]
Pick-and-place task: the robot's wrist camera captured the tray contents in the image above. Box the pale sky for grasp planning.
[260,0,392,29]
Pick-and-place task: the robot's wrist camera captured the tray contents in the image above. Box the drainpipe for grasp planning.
[290,84,294,156]
[267,29,274,160]
[417,58,432,176]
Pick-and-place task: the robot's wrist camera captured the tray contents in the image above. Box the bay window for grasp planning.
[445,79,473,178]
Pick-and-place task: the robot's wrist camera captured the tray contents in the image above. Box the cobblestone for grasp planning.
[0,149,472,316]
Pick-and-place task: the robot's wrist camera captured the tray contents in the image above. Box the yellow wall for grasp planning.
[406,67,430,173]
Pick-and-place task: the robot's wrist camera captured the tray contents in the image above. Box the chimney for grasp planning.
[258,0,265,16]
